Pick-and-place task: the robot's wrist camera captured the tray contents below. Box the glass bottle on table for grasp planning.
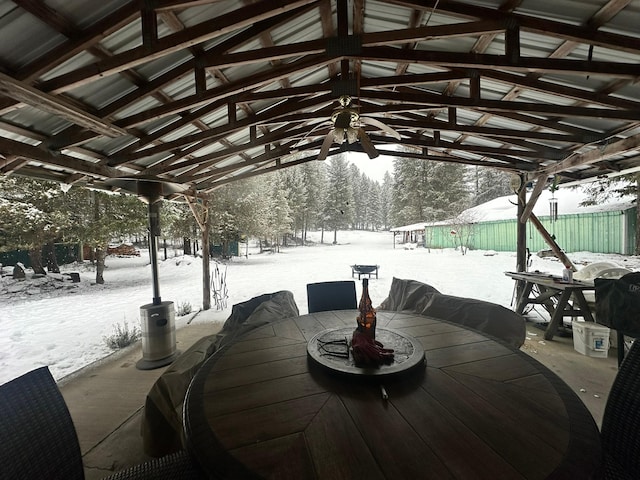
[357,278,377,339]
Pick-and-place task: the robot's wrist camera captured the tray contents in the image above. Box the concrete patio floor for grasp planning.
[59,318,620,479]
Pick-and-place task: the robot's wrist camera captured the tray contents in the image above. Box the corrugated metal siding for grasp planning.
[626,208,637,255]
[424,208,636,254]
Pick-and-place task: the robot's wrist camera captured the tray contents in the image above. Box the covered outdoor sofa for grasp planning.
[141,290,299,457]
[379,277,527,349]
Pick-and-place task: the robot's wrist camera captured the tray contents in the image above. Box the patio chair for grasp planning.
[103,450,203,479]
[378,277,440,312]
[573,262,620,282]
[0,366,85,480]
[420,293,527,349]
[307,280,357,313]
[0,366,204,480]
[600,339,640,479]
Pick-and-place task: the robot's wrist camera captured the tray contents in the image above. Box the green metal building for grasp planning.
[423,205,636,255]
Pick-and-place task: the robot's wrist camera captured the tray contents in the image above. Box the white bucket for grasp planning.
[572,321,610,358]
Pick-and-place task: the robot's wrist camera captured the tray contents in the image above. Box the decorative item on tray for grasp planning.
[351,279,394,367]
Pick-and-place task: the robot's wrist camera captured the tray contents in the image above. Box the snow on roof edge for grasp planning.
[391,185,635,230]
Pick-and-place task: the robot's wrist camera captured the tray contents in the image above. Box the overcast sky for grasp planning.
[347,152,394,183]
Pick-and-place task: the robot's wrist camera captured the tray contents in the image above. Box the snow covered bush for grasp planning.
[175,300,192,316]
[103,321,141,350]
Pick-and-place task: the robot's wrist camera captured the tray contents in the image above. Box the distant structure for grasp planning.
[392,188,636,255]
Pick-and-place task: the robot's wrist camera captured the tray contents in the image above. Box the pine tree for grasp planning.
[300,162,326,243]
[350,164,366,230]
[380,171,393,230]
[80,191,147,284]
[282,168,307,244]
[324,155,353,243]
[161,201,198,255]
[0,176,77,273]
[390,156,471,227]
[471,166,514,206]
[269,173,293,250]
[367,181,383,230]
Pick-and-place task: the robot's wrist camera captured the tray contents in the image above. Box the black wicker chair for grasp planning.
[600,340,640,479]
[103,450,204,479]
[0,366,204,480]
[0,366,85,480]
[307,280,357,313]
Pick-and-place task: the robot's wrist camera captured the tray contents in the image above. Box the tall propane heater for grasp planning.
[105,177,187,370]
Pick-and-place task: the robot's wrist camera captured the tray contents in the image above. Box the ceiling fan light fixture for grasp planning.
[333,127,346,144]
[334,110,353,129]
[346,127,359,144]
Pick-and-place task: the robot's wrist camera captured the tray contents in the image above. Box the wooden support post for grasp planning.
[519,174,547,224]
[516,177,527,304]
[529,212,576,271]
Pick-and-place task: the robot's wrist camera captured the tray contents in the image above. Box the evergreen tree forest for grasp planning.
[0,154,516,277]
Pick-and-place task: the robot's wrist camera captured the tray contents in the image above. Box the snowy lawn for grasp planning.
[1,229,638,385]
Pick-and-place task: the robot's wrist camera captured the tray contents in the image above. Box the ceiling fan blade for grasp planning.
[358,128,380,159]
[291,121,332,149]
[360,117,402,140]
[317,131,334,160]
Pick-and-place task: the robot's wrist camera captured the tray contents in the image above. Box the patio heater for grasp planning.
[105,177,187,370]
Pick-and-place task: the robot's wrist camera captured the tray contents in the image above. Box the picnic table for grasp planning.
[505,271,596,340]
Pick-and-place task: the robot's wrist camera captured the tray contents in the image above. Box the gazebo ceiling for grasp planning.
[1,0,640,196]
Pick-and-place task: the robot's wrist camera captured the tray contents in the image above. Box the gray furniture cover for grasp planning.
[379,277,526,349]
[141,290,299,457]
[378,277,441,312]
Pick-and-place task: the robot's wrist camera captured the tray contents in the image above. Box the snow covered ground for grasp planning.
[2,229,639,385]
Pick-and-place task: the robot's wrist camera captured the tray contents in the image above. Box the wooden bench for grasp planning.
[351,264,379,279]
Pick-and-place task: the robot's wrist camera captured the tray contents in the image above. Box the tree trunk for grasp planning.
[333,229,337,244]
[44,241,60,273]
[186,195,212,311]
[95,247,106,284]
[201,225,211,310]
[183,237,191,255]
[29,247,46,275]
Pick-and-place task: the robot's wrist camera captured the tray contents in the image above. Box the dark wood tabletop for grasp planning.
[505,271,596,340]
[183,310,601,480]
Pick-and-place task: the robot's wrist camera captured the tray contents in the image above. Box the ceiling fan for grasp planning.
[317,95,401,160]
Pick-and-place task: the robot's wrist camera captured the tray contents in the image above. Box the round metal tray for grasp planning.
[307,327,425,377]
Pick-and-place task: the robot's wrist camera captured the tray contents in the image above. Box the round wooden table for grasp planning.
[184,310,601,479]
